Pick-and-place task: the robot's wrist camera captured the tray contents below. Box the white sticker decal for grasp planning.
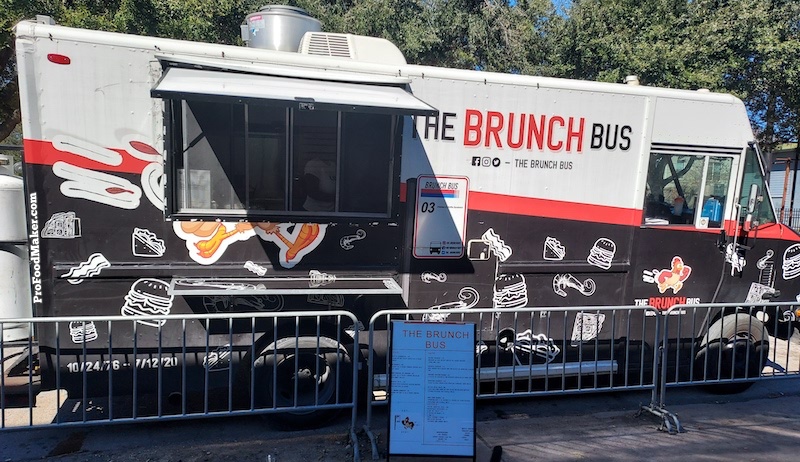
[132,227,166,257]
[141,162,165,210]
[421,272,447,284]
[571,313,606,345]
[244,260,267,276]
[422,287,480,322]
[725,243,746,273]
[41,211,82,239]
[307,294,345,307]
[481,228,512,262]
[783,244,800,280]
[757,250,776,287]
[543,236,565,261]
[499,329,560,364]
[553,274,596,297]
[53,161,142,209]
[69,321,99,344]
[745,282,777,304]
[493,274,528,307]
[587,238,616,269]
[201,295,283,312]
[61,253,110,284]
[53,135,123,166]
[120,278,173,327]
[203,344,232,371]
[309,270,336,287]
[340,229,366,250]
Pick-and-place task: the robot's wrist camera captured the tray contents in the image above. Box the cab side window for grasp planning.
[643,153,732,228]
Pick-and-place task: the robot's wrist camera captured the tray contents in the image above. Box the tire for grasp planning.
[247,329,354,428]
[694,314,769,394]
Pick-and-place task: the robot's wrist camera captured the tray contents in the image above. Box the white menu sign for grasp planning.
[388,321,475,459]
[413,175,469,258]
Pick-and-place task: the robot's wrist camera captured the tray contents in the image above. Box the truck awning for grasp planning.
[151,67,437,116]
[169,276,402,296]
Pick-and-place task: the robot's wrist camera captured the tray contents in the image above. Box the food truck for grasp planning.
[11,6,800,424]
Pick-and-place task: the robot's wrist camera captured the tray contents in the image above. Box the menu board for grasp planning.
[413,175,469,259]
[388,321,476,459]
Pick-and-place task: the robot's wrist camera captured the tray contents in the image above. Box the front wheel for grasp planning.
[694,313,769,394]
[247,332,354,427]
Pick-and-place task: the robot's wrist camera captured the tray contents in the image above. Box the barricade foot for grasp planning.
[363,425,381,460]
[637,403,685,434]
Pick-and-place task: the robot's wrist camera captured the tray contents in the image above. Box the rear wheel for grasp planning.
[694,314,768,394]
[247,329,354,427]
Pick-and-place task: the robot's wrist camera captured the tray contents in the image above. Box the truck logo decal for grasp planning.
[41,211,82,239]
[725,243,746,273]
[61,252,110,284]
[53,134,123,166]
[553,274,596,297]
[309,270,336,287]
[757,249,776,287]
[422,287,480,322]
[307,294,345,307]
[587,238,616,269]
[132,227,166,257]
[642,256,692,294]
[174,222,326,268]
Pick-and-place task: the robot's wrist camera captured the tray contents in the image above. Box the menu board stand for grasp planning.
[387,320,476,461]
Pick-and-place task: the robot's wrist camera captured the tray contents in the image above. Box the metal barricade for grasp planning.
[363,305,664,457]
[654,302,800,406]
[0,311,360,460]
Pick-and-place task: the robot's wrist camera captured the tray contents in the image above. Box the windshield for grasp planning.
[739,145,776,226]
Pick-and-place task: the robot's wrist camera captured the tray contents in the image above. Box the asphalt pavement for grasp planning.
[2,377,800,462]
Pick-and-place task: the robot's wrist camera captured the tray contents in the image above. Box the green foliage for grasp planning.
[0,0,799,147]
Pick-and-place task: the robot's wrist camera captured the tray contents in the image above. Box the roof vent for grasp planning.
[302,33,353,59]
[624,75,640,85]
[299,32,407,65]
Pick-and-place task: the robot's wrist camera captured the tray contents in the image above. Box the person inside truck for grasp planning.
[302,155,336,212]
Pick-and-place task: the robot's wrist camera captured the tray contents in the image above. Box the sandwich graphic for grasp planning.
[543,237,566,261]
[132,227,166,257]
[121,278,173,327]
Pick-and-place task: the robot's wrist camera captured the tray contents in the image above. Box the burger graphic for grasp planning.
[783,243,800,280]
[587,238,616,270]
[493,273,528,308]
[121,278,174,327]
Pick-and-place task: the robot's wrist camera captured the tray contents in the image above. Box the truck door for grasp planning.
[638,145,739,311]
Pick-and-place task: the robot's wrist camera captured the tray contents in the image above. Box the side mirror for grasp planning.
[747,183,759,214]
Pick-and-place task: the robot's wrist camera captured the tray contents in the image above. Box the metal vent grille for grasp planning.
[304,33,352,58]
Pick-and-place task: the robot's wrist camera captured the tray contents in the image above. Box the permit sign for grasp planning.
[413,175,468,259]
[388,321,476,460]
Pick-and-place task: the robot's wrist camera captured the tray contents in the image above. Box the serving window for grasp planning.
[153,67,436,220]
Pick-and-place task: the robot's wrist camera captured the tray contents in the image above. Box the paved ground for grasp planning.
[2,377,799,462]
